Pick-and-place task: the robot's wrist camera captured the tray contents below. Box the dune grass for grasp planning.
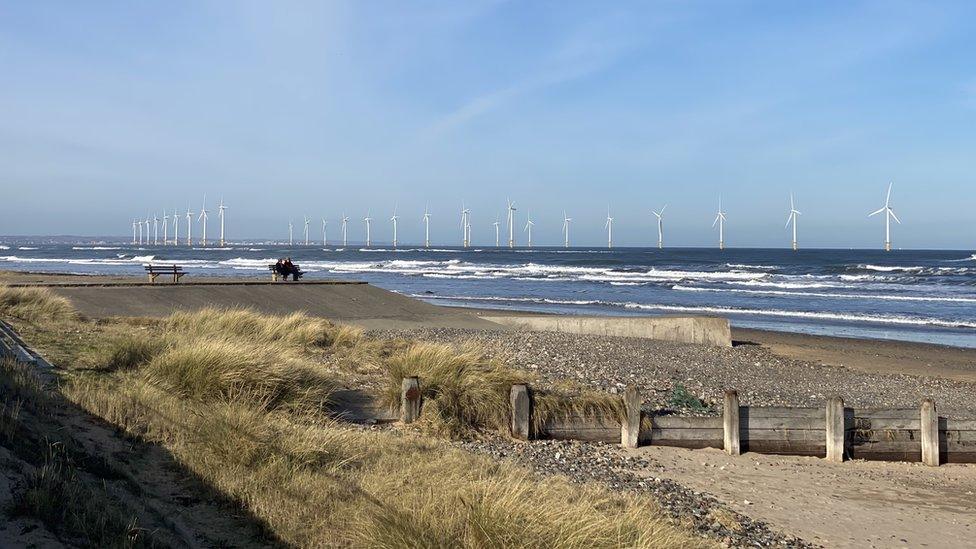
[6,305,707,548]
[0,285,78,322]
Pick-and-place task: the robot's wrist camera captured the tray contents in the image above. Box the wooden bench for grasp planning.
[144,265,185,283]
[269,264,304,282]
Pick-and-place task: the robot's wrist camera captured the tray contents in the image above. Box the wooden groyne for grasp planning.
[400,379,976,466]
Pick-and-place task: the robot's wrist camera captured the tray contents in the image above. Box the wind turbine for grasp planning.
[507,199,517,248]
[152,214,159,245]
[363,211,372,247]
[785,194,802,251]
[391,206,399,248]
[492,217,500,247]
[134,219,141,245]
[218,198,227,247]
[173,209,180,246]
[288,220,294,246]
[303,216,310,246]
[459,202,471,248]
[712,198,727,250]
[162,210,169,246]
[605,207,614,249]
[322,218,328,246]
[198,197,209,247]
[524,212,534,248]
[186,205,197,246]
[144,215,151,247]
[341,214,349,247]
[422,206,431,248]
[652,205,667,249]
[868,183,900,252]
[562,211,572,248]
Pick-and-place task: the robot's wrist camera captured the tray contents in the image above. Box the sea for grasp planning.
[2,242,975,348]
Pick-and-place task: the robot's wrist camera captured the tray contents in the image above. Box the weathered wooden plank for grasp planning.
[742,440,824,456]
[743,407,823,419]
[648,438,722,450]
[650,416,723,429]
[400,377,421,424]
[945,431,976,442]
[851,430,919,443]
[741,429,826,442]
[510,384,530,440]
[724,390,740,456]
[853,418,920,431]
[621,385,640,449]
[945,419,976,431]
[741,417,827,430]
[826,396,845,462]
[649,428,724,440]
[943,452,976,464]
[921,399,939,466]
[853,409,919,419]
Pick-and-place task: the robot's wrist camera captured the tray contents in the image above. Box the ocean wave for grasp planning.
[672,285,976,303]
[726,263,779,271]
[414,294,976,329]
[73,246,122,250]
[732,279,855,289]
[18,247,38,250]
[0,246,8,250]
[853,264,971,275]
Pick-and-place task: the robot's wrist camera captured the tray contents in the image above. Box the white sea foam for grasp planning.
[18,247,38,250]
[0,246,8,250]
[726,263,779,271]
[73,246,122,250]
[414,294,976,329]
[672,285,976,303]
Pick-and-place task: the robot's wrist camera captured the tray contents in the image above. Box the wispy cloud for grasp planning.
[420,18,640,140]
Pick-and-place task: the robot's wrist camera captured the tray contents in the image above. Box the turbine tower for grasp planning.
[173,209,180,246]
[459,203,471,248]
[322,218,328,246]
[341,214,349,247]
[363,212,372,247]
[185,206,193,246]
[152,214,159,245]
[605,207,614,249]
[524,212,534,248]
[198,197,209,247]
[134,219,141,245]
[422,206,431,248]
[391,206,399,249]
[132,220,138,245]
[507,199,517,248]
[303,216,310,246]
[785,194,802,251]
[562,211,572,248]
[652,205,667,249]
[218,198,227,247]
[712,198,727,250]
[492,217,500,247]
[162,210,169,246]
[144,215,150,247]
[868,183,900,252]
[288,220,293,246]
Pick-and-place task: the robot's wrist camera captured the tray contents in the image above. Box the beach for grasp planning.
[4,270,976,547]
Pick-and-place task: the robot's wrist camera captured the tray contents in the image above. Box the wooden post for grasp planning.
[510,384,531,440]
[400,377,421,424]
[921,398,939,466]
[621,384,640,449]
[723,390,740,456]
[825,396,845,462]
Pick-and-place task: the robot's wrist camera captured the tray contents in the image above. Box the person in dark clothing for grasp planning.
[283,257,300,281]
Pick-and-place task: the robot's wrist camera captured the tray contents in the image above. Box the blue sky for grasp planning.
[1,1,974,248]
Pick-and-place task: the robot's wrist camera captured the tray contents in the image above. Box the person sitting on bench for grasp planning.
[282,258,301,281]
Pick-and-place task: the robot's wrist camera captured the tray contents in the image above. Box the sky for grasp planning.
[1,0,975,249]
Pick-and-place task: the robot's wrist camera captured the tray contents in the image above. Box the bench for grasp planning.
[144,265,185,283]
[269,264,304,282]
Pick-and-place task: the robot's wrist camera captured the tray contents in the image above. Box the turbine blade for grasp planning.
[886,182,892,206]
[785,213,793,228]
[868,207,885,217]
[889,209,901,224]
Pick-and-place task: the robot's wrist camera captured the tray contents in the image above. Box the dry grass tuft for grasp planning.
[382,341,531,436]
[0,285,78,322]
[163,307,361,349]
